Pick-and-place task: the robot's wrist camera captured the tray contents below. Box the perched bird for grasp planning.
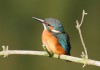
[33,17,71,56]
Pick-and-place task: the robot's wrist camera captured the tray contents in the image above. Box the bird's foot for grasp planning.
[48,52,54,57]
[42,45,54,57]
[57,55,60,59]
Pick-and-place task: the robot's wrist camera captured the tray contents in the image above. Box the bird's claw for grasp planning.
[42,45,54,57]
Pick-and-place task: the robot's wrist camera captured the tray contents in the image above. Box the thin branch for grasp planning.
[0,46,100,67]
[76,10,88,67]
[80,10,87,26]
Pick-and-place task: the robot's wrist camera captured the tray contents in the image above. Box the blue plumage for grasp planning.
[53,32,71,55]
[45,18,64,32]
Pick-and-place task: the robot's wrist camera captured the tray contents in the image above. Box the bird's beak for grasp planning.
[32,17,44,23]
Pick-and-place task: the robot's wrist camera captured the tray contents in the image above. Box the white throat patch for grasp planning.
[43,24,47,30]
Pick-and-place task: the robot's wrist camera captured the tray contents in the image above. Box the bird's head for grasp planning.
[32,17,64,33]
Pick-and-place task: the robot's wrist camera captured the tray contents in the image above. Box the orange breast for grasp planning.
[42,30,67,55]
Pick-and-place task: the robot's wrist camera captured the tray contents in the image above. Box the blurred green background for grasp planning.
[0,0,100,70]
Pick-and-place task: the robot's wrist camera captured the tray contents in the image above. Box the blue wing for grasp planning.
[53,32,71,55]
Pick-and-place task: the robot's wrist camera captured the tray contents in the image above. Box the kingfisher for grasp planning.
[32,17,71,56]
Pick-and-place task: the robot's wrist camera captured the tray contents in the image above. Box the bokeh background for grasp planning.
[0,0,100,70]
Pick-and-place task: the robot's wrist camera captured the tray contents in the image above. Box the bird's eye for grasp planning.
[47,24,50,26]
[44,21,50,26]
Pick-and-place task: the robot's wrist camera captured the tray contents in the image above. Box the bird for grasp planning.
[32,17,71,56]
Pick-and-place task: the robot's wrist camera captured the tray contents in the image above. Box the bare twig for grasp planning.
[0,46,100,67]
[76,10,88,67]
